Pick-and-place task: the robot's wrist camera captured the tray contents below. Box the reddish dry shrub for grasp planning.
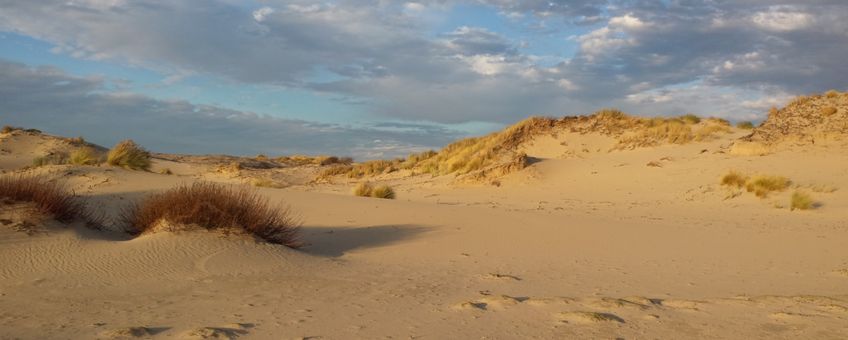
[122,182,300,247]
[0,175,102,227]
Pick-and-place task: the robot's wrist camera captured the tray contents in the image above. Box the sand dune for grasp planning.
[1,97,848,339]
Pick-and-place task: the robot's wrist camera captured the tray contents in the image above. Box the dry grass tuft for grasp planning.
[158,168,173,175]
[352,182,395,199]
[0,175,101,226]
[745,175,791,198]
[121,182,300,247]
[1,125,15,134]
[251,178,285,189]
[680,114,701,124]
[353,182,374,197]
[736,121,755,129]
[33,153,68,167]
[69,147,102,165]
[825,90,839,98]
[790,191,814,211]
[821,106,838,116]
[107,140,151,171]
[67,136,86,146]
[370,185,396,199]
[721,171,748,188]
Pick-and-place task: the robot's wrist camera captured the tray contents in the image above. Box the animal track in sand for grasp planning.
[556,311,625,324]
[481,273,522,281]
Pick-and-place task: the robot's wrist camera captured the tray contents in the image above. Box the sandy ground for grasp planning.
[1,129,847,339]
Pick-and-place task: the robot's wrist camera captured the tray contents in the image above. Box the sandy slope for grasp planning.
[1,129,848,339]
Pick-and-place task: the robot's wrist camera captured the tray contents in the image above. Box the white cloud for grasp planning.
[752,8,812,32]
[252,7,275,22]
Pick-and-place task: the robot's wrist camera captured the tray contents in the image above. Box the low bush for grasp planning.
[0,175,101,226]
[121,182,300,247]
[821,106,838,116]
[736,121,755,129]
[33,153,68,167]
[790,191,814,211]
[107,140,151,170]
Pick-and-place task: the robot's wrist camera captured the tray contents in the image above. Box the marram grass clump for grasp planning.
[736,121,755,129]
[107,140,151,171]
[720,171,791,198]
[352,182,396,199]
[0,175,102,227]
[721,171,748,188]
[69,147,102,165]
[121,182,300,247]
[790,191,814,211]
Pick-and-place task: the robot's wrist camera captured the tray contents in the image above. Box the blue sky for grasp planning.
[1,1,845,159]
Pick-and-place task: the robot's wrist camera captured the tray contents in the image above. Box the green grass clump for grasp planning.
[736,121,755,129]
[69,147,101,165]
[745,175,791,198]
[790,191,814,211]
[107,140,151,171]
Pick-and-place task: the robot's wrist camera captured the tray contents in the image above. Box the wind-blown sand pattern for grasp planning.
[1,95,848,339]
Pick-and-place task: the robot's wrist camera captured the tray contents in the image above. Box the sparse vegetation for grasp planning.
[790,191,814,211]
[67,136,86,146]
[0,175,101,226]
[352,182,396,199]
[251,178,284,188]
[680,114,701,124]
[736,121,755,129]
[121,182,300,247]
[745,175,791,198]
[825,89,839,98]
[69,147,101,165]
[159,168,173,175]
[371,185,396,199]
[33,153,68,167]
[1,125,16,134]
[107,140,151,171]
[721,171,748,188]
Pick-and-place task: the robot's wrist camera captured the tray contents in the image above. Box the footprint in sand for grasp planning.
[184,323,253,339]
[556,311,625,324]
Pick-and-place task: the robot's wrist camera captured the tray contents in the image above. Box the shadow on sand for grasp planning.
[299,224,432,257]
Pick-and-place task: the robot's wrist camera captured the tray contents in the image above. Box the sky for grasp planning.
[0,0,846,159]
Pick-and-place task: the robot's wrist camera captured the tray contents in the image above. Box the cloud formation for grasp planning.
[0,60,460,159]
[0,0,846,155]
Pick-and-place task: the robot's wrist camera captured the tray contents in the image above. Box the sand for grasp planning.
[1,127,847,339]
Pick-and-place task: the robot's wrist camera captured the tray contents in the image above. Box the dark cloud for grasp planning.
[0,60,461,159]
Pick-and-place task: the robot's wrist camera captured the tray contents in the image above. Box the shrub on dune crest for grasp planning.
[107,140,151,170]
[121,182,300,247]
[736,121,755,129]
[680,114,701,124]
[0,175,101,226]
[353,182,373,197]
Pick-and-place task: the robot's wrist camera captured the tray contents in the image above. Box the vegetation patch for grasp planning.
[736,121,755,129]
[0,175,101,227]
[107,140,151,171]
[352,182,396,199]
[745,175,791,198]
[790,191,814,211]
[121,182,300,247]
[69,147,102,165]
